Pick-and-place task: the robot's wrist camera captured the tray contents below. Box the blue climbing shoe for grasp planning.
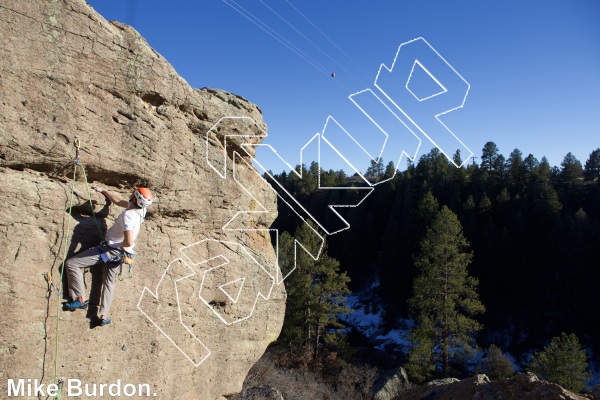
[99,317,111,326]
[64,300,88,311]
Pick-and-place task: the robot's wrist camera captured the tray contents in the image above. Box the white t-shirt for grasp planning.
[105,204,146,254]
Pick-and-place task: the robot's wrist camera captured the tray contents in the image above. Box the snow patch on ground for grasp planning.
[374,329,411,353]
[587,360,600,388]
[341,276,600,390]
[340,278,412,354]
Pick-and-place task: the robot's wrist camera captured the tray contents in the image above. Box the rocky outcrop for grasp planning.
[231,385,285,400]
[592,384,600,399]
[396,373,589,400]
[0,1,284,399]
[373,367,411,400]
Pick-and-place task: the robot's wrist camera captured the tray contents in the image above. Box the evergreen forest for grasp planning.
[266,143,600,385]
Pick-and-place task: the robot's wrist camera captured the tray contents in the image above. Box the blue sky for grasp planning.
[87,0,600,175]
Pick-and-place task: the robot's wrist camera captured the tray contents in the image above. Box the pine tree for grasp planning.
[365,158,384,181]
[320,168,337,188]
[478,193,492,213]
[537,156,552,182]
[383,160,396,180]
[560,152,584,186]
[481,142,500,172]
[463,195,476,213]
[407,206,484,380]
[335,169,348,186]
[406,324,436,383]
[529,333,590,393]
[277,231,307,345]
[524,154,539,172]
[453,149,463,167]
[276,221,351,359]
[479,344,515,380]
[584,148,600,183]
[508,148,526,193]
[494,154,507,186]
[496,187,510,205]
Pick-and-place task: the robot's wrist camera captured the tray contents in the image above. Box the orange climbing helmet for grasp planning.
[133,187,153,208]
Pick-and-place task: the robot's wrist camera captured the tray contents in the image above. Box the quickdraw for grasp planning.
[118,259,134,281]
[54,379,64,400]
[83,267,90,290]
[43,271,61,298]
[73,136,81,165]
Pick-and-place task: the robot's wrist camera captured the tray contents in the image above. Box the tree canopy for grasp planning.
[269,144,599,381]
[529,333,590,393]
[276,221,351,359]
[407,205,484,381]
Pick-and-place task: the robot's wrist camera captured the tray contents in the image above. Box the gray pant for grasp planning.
[66,246,121,316]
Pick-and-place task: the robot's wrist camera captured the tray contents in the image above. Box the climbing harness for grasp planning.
[96,241,135,280]
[98,241,124,263]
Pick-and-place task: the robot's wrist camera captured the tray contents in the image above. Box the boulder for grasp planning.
[495,372,589,400]
[231,385,285,400]
[591,384,600,399]
[395,372,588,400]
[0,1,284,399]
[372,367,410,400]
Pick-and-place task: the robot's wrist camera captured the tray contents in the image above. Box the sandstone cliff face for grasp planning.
[0,1,284,399]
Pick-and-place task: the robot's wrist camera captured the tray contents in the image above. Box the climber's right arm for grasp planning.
[92,186,129,208]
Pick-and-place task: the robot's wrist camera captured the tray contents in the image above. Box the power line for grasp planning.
[285,0,372,81]
[259,0,365,90]
[221,0,328,75]
[220,0,356,93]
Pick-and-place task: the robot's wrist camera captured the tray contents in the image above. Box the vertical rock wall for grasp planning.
[0,1,284,398]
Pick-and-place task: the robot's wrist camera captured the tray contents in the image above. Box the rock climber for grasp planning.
[64,186,153,326]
